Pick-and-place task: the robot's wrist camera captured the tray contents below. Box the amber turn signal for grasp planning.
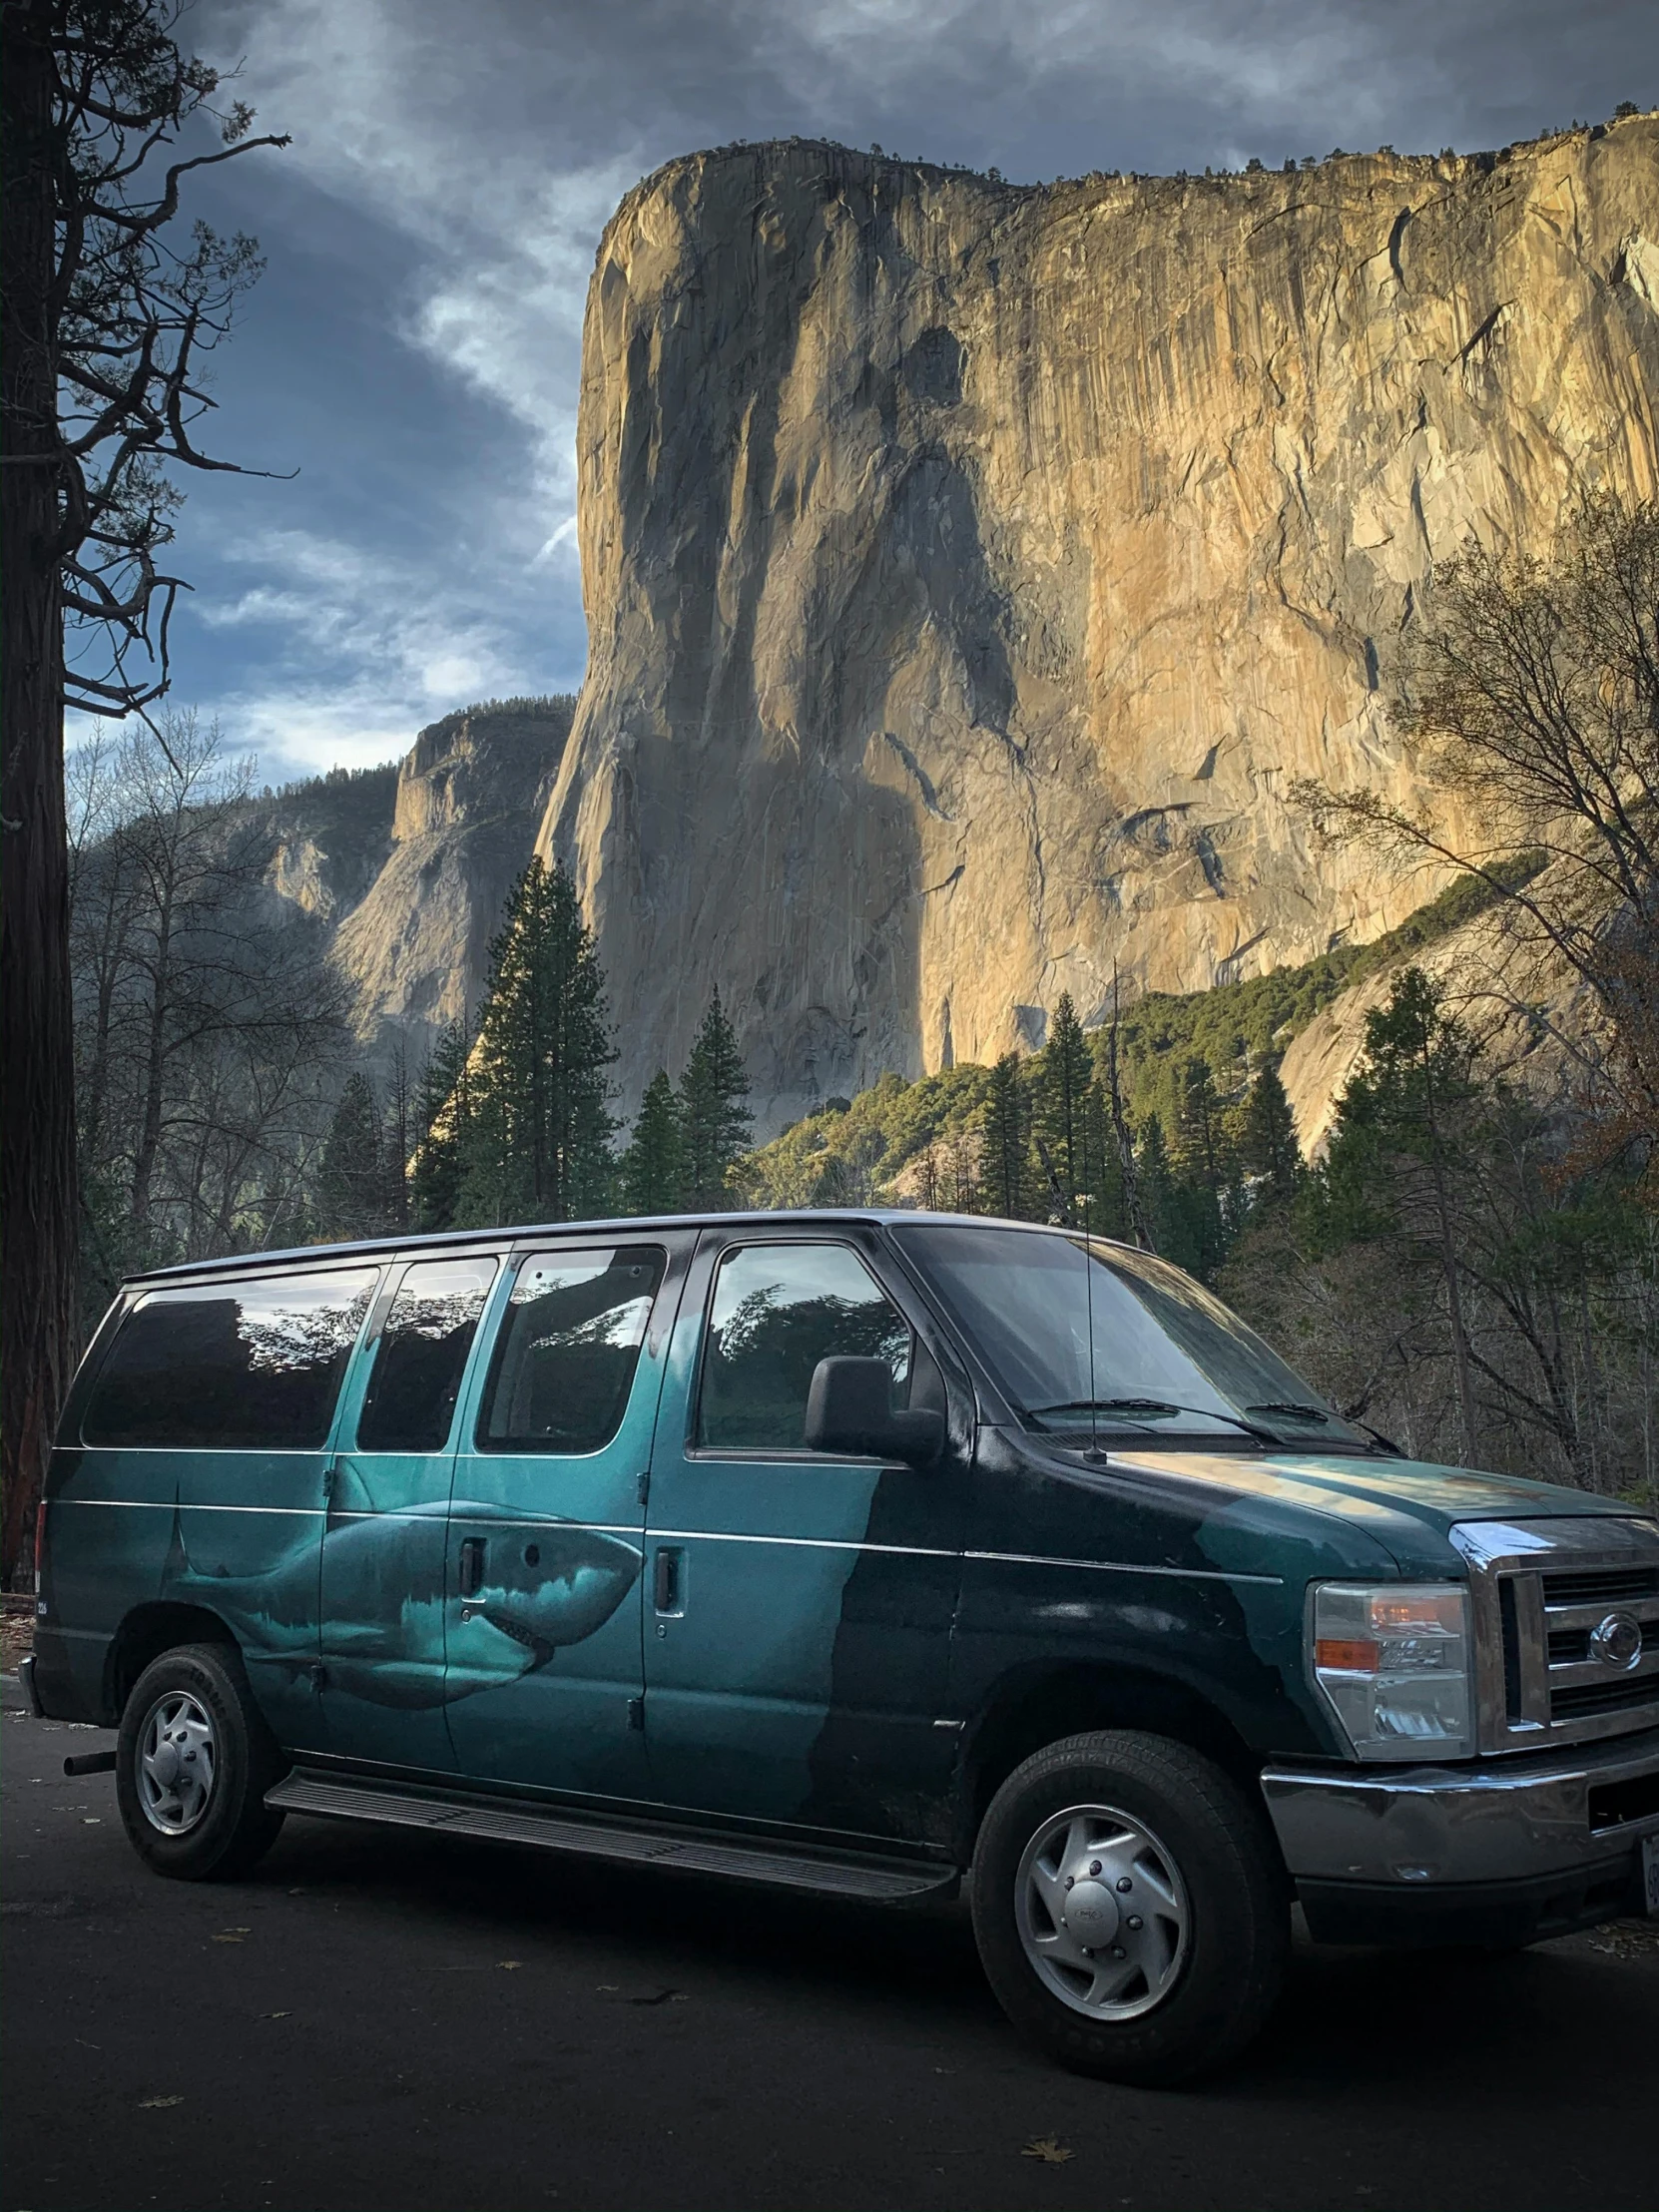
[1314,1636,1381,1673]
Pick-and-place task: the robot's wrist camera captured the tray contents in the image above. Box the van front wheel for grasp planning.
[971,1730,1288,2085]
[116,1643,285,1881]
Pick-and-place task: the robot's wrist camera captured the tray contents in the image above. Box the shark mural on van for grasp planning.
[163,1497,641,1709]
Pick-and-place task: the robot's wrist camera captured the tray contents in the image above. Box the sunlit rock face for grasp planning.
[542,120,1659,1132]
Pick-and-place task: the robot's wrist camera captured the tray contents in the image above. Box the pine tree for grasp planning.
[1031,992,1094,1222]
[1103,980,1152,1249]
[316,1074,384,1242]
[1171,1055,1238,1277]
[1239,1055,1303,1210]
[678,989,753,1209]
[1135,1113,1179,1258]
[1319,968,1482,1462]
[410,1018,475,1233]
[620,1070,686,1214]
[381,1042,412,1229]
[458,859,618,1226]
[1076,1077,1129,1242]
[981,1052,1034,1218]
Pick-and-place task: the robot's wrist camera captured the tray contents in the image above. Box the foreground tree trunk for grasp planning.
[1,0,78,1587]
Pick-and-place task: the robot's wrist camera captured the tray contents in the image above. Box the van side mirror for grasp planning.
[804,1357,944,1467]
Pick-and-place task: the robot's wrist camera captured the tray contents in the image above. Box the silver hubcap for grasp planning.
[137,1690,218,1836]
[1015,1802,1189,2020]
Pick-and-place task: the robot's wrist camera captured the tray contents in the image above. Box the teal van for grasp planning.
[25,1211,1659,2083]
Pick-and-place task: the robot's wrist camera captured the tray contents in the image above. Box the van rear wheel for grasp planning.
[116,1643,286,1882]
[971,1730,1288,2085]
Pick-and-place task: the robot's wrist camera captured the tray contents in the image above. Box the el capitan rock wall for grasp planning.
[542,119,1659,1131]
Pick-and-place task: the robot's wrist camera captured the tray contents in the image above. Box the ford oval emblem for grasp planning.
[1589,1611,1644,1670]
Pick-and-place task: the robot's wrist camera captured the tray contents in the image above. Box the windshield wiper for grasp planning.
[1246,1400,1331,1423]
[1022,1398,1279,1445]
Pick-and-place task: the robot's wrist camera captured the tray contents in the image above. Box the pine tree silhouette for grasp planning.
[317,1074,384,1241]
[982,1052,1034,1219]
[679,989,753,1209]
[410,1018,475,1232]
[621,1069,687,1213]
[458,859,617,1226]
[1240,1055,1303,1209]
[1032,992,1093,1222]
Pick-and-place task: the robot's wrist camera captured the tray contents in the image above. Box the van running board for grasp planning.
[266,1773,957,1904]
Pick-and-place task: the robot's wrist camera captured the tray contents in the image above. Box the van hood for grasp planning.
[1099,1446,1645,1579]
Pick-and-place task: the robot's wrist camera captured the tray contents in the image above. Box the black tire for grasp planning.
[116,1642,286,1882]
[970,1730,1288,2086]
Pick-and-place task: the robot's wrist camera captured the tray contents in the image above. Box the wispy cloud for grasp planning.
[190,525,554,777]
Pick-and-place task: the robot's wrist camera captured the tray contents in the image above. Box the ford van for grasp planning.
[24,1210,1659,2083]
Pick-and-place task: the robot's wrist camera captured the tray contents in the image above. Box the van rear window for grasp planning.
[83,1268,378,1449]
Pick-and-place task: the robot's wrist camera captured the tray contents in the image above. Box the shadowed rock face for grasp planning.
[331,705,572,1067]
[541,123,1659,1133]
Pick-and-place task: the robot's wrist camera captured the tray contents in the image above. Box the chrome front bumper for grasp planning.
[1261,1725,1659,1888]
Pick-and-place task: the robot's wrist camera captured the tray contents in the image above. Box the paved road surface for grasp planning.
[4,1699,1655,2212]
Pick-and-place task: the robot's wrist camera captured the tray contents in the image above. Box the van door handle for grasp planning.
[653,1547,683,1615]
[458,1536,486,1599]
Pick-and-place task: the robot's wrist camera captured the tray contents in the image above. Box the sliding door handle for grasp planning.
[458,1536,486,1599]
[653,1546,684,1615]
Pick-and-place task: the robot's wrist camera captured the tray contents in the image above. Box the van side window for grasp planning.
[477,1246,666,1454]
[697,1243,912,1453]
[83,1268,378,1450]
[356,1257,498,1453]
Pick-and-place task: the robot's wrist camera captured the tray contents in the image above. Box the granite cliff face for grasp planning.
[261,701,572,1077]
[542,118,1659,1131]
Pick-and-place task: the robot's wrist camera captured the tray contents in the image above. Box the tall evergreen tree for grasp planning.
[1102,981,1152,1249]
[981,1052,1034,1219]
[1240,1055,1303,1210]
[380,1043,412,1230]
[620,1070,686,1214]
[1076,1077,1129,1242]
[1135,1113,1179,1258]
[1318,967,1482,1462]
[1032,992,1094,1222]
[316,1074,384,1242]
[1172,1054,1237,1277]
[410,1018,475,1232]
[679,989,752,1210]
[458,859,617,1226]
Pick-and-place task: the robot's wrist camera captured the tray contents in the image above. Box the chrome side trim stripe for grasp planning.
[646,1526,959,1561]
[650,1528,1280,1582]
[965,1548,1282,1585]
[52,1498,1282,1582]
[73,1445,340,1456]
[55,1498,323,1517]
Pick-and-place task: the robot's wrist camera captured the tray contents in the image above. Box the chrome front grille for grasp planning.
[1454,1517,1659,1754]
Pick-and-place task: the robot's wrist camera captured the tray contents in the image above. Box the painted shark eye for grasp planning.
[523,1543,540,1567]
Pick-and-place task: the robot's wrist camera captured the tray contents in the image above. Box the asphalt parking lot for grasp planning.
[4,1696,1656,2212]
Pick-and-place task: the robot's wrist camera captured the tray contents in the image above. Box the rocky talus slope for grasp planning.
[542,119,1659,1131]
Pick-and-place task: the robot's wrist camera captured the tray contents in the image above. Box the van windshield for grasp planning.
[891,1222,1372,1451]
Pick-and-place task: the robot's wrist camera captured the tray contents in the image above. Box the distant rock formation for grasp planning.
[540,117,1659,1132]
[260,700,573,1079]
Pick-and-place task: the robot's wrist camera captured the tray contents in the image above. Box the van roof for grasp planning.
[123,1209,1089,1287]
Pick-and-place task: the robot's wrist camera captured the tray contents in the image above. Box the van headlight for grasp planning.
[1310,1583,1473,1760]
